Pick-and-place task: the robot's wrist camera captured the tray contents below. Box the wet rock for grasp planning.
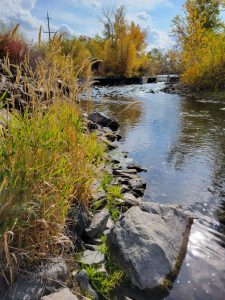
[112,170,137,180]
[128,177,147,196]
[127,164,147,173]
[108,203,193,291]
[5,258,68,300]
[85,208,110,238]
[100,137,118,150]
[41,288,78,300]
[88,112,119,131]
[76,270,99,300]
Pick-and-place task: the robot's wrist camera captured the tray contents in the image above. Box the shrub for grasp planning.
[0,28,28,64]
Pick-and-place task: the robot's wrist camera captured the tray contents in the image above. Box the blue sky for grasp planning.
[0,0,186,49]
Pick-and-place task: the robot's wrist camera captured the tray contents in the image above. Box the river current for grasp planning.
[82,83,225,300]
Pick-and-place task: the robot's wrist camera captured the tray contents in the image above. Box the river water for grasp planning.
[82,83,225,300]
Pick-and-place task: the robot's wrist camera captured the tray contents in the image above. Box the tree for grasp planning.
[192,0,222,30]
[172,0,225,90]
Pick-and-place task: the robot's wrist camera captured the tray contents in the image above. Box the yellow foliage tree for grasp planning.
[172,0,225,90]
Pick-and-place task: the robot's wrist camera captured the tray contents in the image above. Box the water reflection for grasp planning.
[81,95,144,137]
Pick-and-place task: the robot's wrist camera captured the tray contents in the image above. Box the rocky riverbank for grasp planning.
[161,83,225,102]
[0,62,194,300]
[1,109,194,300]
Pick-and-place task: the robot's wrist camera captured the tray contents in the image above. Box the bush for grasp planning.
[0,30,28,64]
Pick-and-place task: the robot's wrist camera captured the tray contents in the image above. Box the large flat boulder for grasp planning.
[108,202,193,291]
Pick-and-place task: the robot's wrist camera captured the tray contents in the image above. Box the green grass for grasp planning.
[100,173,123,221]
[85,254,124,299]
[0,101,103,282]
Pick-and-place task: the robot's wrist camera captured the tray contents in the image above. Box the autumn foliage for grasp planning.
[0,26,28,64]
[172,0,225,90]
[60,6,149,77]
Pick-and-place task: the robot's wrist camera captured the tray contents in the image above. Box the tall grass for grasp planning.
[0,29,103,284]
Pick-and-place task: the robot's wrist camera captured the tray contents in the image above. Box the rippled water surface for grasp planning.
[82,83,225,300]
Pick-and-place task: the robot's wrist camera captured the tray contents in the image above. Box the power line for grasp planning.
[44,11,56,41]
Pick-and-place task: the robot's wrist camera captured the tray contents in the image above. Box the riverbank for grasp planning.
[0,57,194,300]
[162,83,225,102]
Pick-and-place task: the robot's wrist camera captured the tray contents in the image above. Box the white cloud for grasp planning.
[136,11,151,21]
[80,0,101,8]
[147,26,175,50]
[0,0,44,40]
[57,24,75,37]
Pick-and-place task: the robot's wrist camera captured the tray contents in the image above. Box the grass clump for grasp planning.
[85,255,124,299]
[100,173,123,221]
[0,101,103,283]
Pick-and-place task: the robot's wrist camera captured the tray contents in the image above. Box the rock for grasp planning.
[75,270,99,300]
[5,258,68,300]
[100,137,118,150]
[68,205,90,238]
[106,217,114,230]
[128,177,147,190]
[123,193,142,207]
[108,203,193,291]
[103,229,111,236]
[86,208,110,238]
[120,185,131,194]
[81,250,105,265]
[41,288,78,300]
[127,164,147,173]
[91,180,107,201]
[88,112,119,131]
[128,177,147,196]
[112,170,137,180]
[85,243,99,251]
[87,120,98,130]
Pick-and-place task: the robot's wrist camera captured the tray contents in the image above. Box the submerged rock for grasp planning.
[88,112,119,131]
[108,202,193,291]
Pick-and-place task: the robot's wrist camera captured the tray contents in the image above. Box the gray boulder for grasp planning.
[5,258,68,300]
[86,208,110,239]
[81,250,105,265]
[75,270,99,300]
[88,112,119,131]
[41,288,78,300]
[123,193,142,207]
[108,202,193,291]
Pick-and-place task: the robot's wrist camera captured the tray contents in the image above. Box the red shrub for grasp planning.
[0,33,28,64]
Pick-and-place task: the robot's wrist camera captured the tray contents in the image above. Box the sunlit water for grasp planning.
[81,83,225,300]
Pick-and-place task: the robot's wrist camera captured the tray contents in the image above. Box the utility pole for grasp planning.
[44,11,56,41]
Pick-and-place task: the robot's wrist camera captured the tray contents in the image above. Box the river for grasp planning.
[82,82,225,300]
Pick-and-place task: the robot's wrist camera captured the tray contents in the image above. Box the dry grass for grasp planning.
[0,30,103,284]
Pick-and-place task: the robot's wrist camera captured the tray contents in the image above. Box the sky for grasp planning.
[0,0,186,49]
